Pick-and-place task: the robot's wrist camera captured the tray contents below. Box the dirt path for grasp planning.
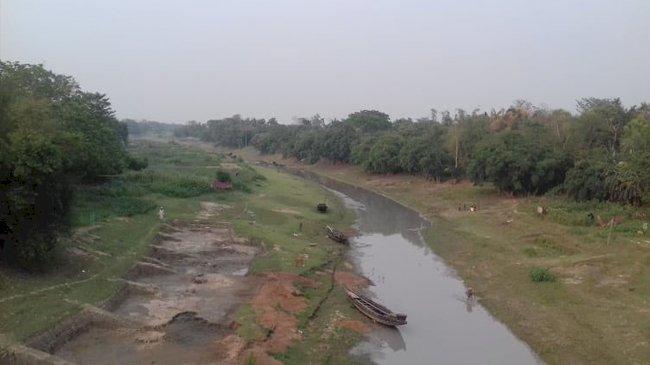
[48,202,261,365]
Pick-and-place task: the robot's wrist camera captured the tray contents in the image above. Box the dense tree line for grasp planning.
[0,62,136,269]
[175,99,650,205]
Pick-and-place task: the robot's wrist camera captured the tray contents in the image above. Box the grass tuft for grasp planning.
[530,267,556,283]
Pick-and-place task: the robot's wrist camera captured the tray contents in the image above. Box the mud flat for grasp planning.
[42,203,260,365]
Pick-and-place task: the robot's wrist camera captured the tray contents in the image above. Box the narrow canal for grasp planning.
[323,182,542,365]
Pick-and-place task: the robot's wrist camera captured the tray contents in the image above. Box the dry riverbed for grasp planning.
[0,141,369,365]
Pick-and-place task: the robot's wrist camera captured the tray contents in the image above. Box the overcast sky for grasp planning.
[2,0,649,123]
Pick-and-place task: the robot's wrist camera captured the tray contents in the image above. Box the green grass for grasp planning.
[1,140,365,364]
[232,150,650,365]
[212,166,364,364]
[0,141,247,341]
[530,267,556,283]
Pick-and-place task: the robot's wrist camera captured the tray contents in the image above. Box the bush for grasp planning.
[127,155,148,171]
[564,152,610,201]
[71,181,156,226]
[216,169,232,183]
[530,267,556,282]
[124,171,212,198]
[468,125,570,195]
[565,151,644,205]
[364,134,403,173]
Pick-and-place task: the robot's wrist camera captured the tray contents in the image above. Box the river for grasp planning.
[321,180,542,365]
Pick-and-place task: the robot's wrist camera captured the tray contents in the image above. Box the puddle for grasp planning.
[51,204,260,365]
[322,181,543,364]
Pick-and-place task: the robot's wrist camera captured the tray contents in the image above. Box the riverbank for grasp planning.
[0,140,368,364]
[234,147,650,365]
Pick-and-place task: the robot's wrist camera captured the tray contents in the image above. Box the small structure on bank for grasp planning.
[316,203,328,213]
[212,180,232,190]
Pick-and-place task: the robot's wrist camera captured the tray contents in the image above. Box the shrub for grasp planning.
[124,171,212,198]
[565,151,644,205]
[216,169,232,183]
[564,152,610,201]
[530,267,556,282]
[127,155,148,171]
[364,134,403,174]
[71,181,156,226]
[468,125,570,195]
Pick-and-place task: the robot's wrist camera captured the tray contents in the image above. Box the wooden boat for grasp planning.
[346,287,407,326]
[316,203,328,213]
[326,226,347,243]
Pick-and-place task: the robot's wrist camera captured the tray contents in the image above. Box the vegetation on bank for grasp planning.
[0,62,138,269]
[174,100,650,206]
[0,141,229,340]
[235,150,649,365]
[0,140,365,364]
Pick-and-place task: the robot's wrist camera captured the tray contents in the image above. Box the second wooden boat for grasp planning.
[326,225,347,243]
[346,287,407,326]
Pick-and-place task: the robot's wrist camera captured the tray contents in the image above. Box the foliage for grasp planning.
[364,133,403,173]
[530,267,556,282]
[174,99,649,205]
[564,151,611,201]
[468,124,571,195]
[345,110,392,133]
[72,180,156,227]
[216,169,232,183]
[126,155,148,171]
[0,62,132,269]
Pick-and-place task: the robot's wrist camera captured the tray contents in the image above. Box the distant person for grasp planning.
[158,206,166,221]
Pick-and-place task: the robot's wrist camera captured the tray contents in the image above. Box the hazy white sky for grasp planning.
[2,0,649,123]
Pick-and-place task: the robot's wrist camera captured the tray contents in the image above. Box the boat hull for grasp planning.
[346,289,407,326]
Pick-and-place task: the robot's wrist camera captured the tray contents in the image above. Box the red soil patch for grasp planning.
[249,273,317,354]
[334,271,371,290]
[337,319,369,334]
[214,334,246,363]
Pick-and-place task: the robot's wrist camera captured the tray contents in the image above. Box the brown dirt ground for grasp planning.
[246,273,318,357]
[337,320,369,334]
[333,271,371,290]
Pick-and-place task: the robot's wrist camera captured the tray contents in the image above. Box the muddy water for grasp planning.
[322,182,542,365]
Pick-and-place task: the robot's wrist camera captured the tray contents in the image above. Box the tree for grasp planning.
[364,134,403,173]
[572,98,629,156]
[346,110,392,133]
[564,151,610,201]
[468,124,570,195]
[0,61,131,269]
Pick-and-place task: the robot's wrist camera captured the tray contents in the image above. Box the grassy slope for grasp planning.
[0,141,221,340]
[217,167,365,364]
[0,140,365,365]
[235,147,650,365]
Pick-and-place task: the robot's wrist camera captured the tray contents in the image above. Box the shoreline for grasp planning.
[236,147,650,365]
